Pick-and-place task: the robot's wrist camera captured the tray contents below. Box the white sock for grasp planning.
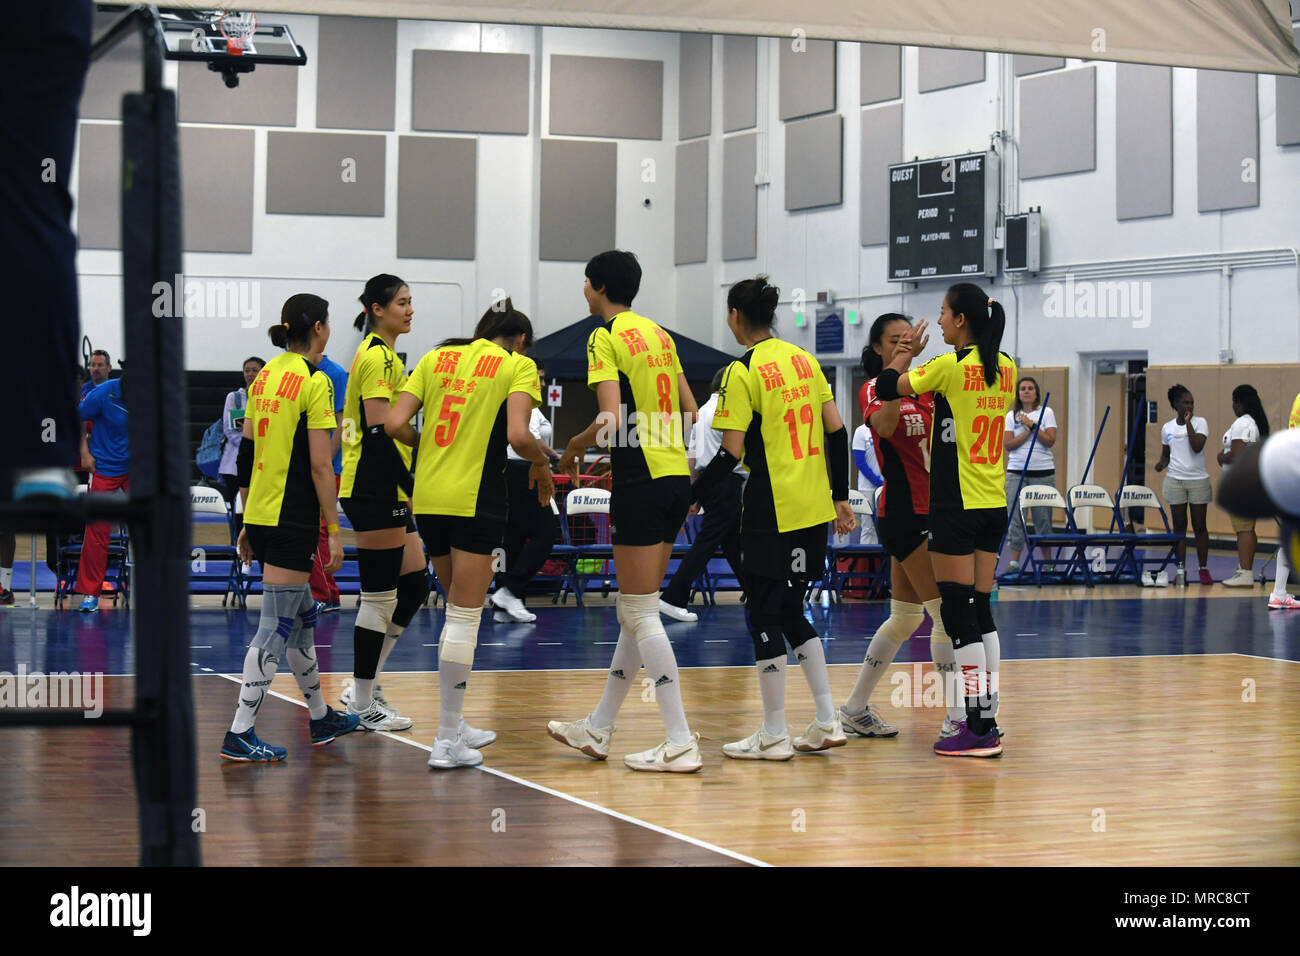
[286,647,328,719]
[981,629,1000,718]
[622,592,691,746]
[926,598,965,723]
[954,642,989,720]
[0,566,12,591]
[438,661,471,741]
[1272,547,1291,600]
[353,677,375,711]
[590,628,640,730]
[795,638,835,723]
[756,657,786,736]
[845,611,913,713]
[230,644,279,734]
[375,634,400,681]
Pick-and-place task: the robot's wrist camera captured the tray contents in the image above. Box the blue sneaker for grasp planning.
[310,706,361,746]
[221,728,287,762]
[78,595,99,613]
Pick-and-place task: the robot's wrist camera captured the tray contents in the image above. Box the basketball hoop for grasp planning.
[218,11,257,55]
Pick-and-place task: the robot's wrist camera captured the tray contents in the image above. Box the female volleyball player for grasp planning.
[838,313,967,741]
[687,276,854,760]
[1154,385,1213,584]
[387,299,554,769]
[335,275,426,733]
[547,250,704,772]
[221,294,361,762]
[875,283,1014,757]
[1216,383,1269,587]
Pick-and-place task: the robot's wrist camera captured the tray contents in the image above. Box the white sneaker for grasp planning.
[1140,571,1154,588]
[347,700,414,732]
[546,715,612,759]
[491,587,536,623]
[838,703,900,738]
[793,716,848,752]
[624,734,703,773]
[658,599,698,623]
[1154,571,1170,587]
[1006,560,1021,573]
[940,716,966,738]
[341,679,410,724]
[722,726,794,760]
[427,734,483,769]
[460,717,496,749]
[1222,568,1254,588]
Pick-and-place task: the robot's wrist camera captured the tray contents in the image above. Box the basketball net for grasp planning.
[218,11,257,55]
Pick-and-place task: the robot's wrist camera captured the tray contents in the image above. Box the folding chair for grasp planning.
[55,483,132,608]
[1114,485,1183,584]
[1066,484,1136,584]
[190,484,245,607]
[561,487,615,606]
[829,488,890,600]
[1013,485,1093,586]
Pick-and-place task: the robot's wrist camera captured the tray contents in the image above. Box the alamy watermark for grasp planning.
[1042,274,1152,329]
[0,665,104,718]
[152,274,261,327]
[594,404,688,451]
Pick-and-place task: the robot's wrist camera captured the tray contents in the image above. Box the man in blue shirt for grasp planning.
[310,352,349,611]
[75,374,129,611]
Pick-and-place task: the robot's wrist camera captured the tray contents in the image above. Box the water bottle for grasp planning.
[989,579,999,603]
[1176,566,1186,588]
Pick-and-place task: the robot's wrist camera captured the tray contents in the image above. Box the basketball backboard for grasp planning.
[158,13,307,86]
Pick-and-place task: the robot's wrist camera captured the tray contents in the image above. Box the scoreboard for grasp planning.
[887,150,998,282]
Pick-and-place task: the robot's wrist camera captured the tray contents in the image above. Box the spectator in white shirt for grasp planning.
[218,356,264,509]
[851,424,882,545]
[1003,376,1057,572]
[1154,384,1213,584]
[1216,384,1269,587]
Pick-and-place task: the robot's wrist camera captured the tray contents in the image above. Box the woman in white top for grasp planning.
[492,356,561,621]
[218,356,265,508]
[851,423,882,545]
[1216,384,1270,587]
[1003,376,1057,572]
[1154,384,1212,584]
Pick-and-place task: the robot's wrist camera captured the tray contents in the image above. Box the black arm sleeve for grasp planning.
[236,436,253,488]
[691,447,741,504]
[363,423,415,498]
[825,426,849,502]
[875,367,901,401]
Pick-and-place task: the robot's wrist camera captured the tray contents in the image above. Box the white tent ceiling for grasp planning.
[232,0,1300,75]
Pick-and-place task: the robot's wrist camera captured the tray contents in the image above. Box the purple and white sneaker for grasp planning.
[934,725,1002,758]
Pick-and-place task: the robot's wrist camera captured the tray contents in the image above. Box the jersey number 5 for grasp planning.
[969,414,1004,465]
[783,404,820,460]
[434,394,467,447]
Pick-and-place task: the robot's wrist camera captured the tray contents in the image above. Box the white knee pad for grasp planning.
[619,591,666,644]
[357,589,398,634]
[879,599,925,644]
[439,603,481,667]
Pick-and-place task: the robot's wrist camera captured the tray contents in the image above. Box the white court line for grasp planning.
[537,642,562,646]
[190,645,213,649]
[1232,652,1300,664]
[1015,633,1038,636]
[422,643,439,647]
[1064,632,1087,636]
[703,640,728,644]
[218,674,768,868]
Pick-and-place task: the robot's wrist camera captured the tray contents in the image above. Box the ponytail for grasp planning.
[946,282,1005,386]
[437,296,534,350]
[727,275,780,330]
[355,273,407,332]
[862,312,911,380]
[1233,383,1271,440]
[270,293,329,349]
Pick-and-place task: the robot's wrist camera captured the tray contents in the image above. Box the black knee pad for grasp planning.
[392,569,430,628]
[357,546,404,592]
[782,579,818,650]
[974,590,996,635]
[743,572,789,660]
[937,581,979,650]
[749,617,788,661]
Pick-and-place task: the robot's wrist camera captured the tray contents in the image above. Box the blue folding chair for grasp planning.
[560,487,615,606]
[1114,484,1183,584]
[1066,484,1137,584]
[829,488,890,600]
[1012,485,1093,586]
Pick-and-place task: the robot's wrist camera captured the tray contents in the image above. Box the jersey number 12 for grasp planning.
[783,404,819,460]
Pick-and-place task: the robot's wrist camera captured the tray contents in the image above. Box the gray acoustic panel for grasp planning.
[180,126,254,252]
[1116,64,1173,220]
[76,123,122,250]
[412,50,530,135]
[1019,66,1096,179]
[549,55,663,140]
[674,140,709,264]
[679,33,712,140]
[722,35,757,132]
[722,132,756,260]
[918,48,985,93]
[785,113,843,210]
[266,132,386,216]
[1014,54,1066,76]
[779,39,837,119]
[860,103,904,245]
[1277,27,1300,146]
[177,61,298,126]
[397,136,476,260]
[860,43,901,105]
[1197,70,1259,212]
[82,11,140,120]
[539,140,616,261]
[317,17,396,131]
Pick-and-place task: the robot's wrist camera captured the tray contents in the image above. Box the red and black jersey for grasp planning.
[860,378,933,517]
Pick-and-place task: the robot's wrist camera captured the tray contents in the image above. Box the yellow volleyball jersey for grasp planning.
[1289,391,1300,429]
[244,351,337,530]
[586,311,690,484]
[713,337,836,534]
[339,332,414,500]
[910,346,1017,511]
[402,339,541,519]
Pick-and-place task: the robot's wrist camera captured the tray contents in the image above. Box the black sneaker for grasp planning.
[309,707,361,746]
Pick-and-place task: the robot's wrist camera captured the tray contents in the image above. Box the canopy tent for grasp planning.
[530,315,737,380]
[235,1,1298,75]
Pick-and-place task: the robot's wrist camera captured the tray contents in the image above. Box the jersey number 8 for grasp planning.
[969,414,1004,465]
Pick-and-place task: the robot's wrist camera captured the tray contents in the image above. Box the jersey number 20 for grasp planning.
[969,414,1004,465]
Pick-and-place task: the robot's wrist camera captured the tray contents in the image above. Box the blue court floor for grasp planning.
[2,591,1298,677]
